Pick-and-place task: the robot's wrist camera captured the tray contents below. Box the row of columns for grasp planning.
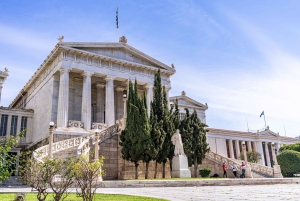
[227,139,283,167]
[56,68,162,129]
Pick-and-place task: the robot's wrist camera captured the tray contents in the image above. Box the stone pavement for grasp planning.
[1,184,300,200]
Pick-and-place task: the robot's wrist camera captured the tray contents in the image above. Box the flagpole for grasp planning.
[246,118,249,132]
[263,114,266,128]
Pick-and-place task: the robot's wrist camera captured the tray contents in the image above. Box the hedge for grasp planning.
[199,167,211,178]
[277,150,300,177]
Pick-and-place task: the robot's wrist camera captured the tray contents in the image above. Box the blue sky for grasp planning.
[1,0,300,137]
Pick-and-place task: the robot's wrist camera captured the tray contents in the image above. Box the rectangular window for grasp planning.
[10,116,18,136]
[0,115,8,136]
[20,117,27,137]
[179,113,185,120]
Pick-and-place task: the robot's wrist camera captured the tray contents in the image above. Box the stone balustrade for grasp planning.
[248,162,274,177]
[68,120,84,129]
[92,122,109,130]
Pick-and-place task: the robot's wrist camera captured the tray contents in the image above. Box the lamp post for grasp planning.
[242,141,247,164]
[123,94,127,118]
[94,129,100,161]
[48,122,55,158]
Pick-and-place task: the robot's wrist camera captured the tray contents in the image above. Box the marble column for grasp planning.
[165,86,171,109]
[275,143,279,155]
[258,141,265,165]
[145,84,153,117]
[96,83,105,123]
[57,68,70,128]
[115,87,125,120]
[105,76,115,126]
[5,115,12,141]
[16,115,22,134]
[264,142,271,167]
[247,141,252,151]
[235,140,241,159]
[228,139,235,159]
[81,72,93,129]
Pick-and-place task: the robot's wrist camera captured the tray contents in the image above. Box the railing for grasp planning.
[92,122,109,130]
[248,162,274,177]
[68,120,84,129]
[77,122,120,156]
[33,135,90,162]
[206,152,243,173]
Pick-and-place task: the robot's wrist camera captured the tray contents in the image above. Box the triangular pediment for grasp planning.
[259,129,280,137]
[170,94,208,110]
[60,42,175,74]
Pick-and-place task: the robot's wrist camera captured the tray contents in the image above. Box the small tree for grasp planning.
[21,157,50,201]
[199,167,211,178]
[277,150,300,177]
[279,143,300,153]
[73,155,104,201]
[239,151,262,163]
[0,131,25,182]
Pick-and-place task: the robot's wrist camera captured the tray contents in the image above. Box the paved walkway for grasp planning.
[1,184,300,200]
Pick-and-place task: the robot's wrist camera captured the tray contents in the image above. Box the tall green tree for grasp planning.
[179,108,194,166]
[157,86,175,178]
[119,80,151,179]
[168,99,180,172]
[150,69,167,178]
[189,110,210,177]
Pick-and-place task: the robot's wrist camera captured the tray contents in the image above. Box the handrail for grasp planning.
[77,121,121,156]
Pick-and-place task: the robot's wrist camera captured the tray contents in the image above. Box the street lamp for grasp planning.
[271,142,278,165]
[123,93,127,118]
[48,122,55,158]
[94,129,100,160]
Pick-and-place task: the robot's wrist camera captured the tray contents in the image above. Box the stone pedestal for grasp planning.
[171,155,191,178]
[273,165,283,178]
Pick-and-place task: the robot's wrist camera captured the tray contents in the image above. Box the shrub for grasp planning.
[199,167,211,178]
[279,143,300,153]
[277,150,300,177]
[239,151,261,163]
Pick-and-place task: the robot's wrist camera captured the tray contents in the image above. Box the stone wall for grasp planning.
[26,77,55,142]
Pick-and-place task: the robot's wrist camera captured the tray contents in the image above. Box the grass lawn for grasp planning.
[0,193,167,201]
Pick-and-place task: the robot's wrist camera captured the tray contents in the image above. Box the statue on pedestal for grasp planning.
[171,129,191,178]
[171,129,185,156]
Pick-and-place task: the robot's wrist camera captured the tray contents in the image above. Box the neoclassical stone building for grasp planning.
[1,36,300,179]
[171,92,300,168]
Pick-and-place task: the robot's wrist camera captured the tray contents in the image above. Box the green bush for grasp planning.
[199,167,211,178]
[279,143,300,153]
[277,150,300,177]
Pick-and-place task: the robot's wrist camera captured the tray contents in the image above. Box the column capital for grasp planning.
[96,83,105,88]
[105,76,116,82]
[115,86,126,91]
[59,68,71,73]
[81,71,94,77]
[145,84,153,89]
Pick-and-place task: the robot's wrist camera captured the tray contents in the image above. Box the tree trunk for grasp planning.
[194,156,198,178]
[145,162,149,179]
[170,159,173,176]
[162,162,166,178]
[154,161,158,179]
[135,163,139,179]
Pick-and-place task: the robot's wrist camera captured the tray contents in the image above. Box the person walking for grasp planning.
[232,164,237,178]
[241,162,246,178]
[222,162,227,178]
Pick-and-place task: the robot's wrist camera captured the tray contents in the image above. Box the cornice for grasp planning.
[170,95,208,110]
[60,46,175,75]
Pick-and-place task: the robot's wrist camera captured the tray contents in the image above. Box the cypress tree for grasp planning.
[119,80,151,179]
[179,108,194,166]
[190,110,210,177]
[150,69,166,178]
[168,99,180,173]
[157,86,175,178]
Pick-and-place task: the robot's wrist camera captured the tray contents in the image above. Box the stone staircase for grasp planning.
[33,118,123,162]
[205,151,282,178]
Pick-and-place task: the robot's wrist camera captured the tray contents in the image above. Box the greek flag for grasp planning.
[116,7,119,29]
[260,111,264,118]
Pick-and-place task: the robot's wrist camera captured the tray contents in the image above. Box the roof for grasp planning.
[10,39,176,107]
[170,91,208,110]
